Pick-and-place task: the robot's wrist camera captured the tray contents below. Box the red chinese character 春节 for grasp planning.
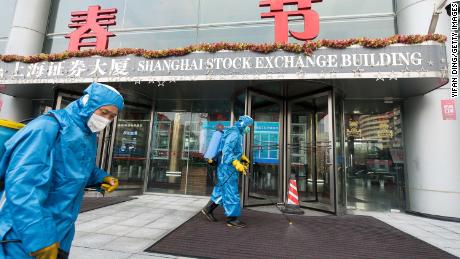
[65,5,117,51]
[260,0,322,43]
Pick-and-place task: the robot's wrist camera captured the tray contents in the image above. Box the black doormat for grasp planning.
[145,208,456,259]
[80,196,136,213]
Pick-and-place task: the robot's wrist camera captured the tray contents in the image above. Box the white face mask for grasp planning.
[87,113,111,133]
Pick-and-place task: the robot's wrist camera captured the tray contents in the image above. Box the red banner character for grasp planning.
[66,5,117,51]
[260,0,322,43]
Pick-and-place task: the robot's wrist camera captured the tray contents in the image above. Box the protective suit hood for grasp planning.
[235,115,254,132]
[65,82,124,132]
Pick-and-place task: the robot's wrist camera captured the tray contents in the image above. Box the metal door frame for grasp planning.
[243,88,285,206]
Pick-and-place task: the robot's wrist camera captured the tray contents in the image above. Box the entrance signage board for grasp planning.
[0,44,446,84]
[253,122,279,164]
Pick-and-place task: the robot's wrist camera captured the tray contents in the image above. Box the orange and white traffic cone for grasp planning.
[281,174,304,215]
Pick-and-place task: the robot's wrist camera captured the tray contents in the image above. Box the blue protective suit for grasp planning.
[210,116,253,217]
[0,82,123,258]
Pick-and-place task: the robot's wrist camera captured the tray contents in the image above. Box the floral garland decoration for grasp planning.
[0,34,446,64]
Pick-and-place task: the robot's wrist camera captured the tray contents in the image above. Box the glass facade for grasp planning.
[344,101,405,212]
[43,0,396,53]
[52,83,407,214]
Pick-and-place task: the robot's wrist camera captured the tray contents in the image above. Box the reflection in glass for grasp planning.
[149,112,187,194]
[147,101,231,195]
[185,112,231,195]
[345,101,405,212]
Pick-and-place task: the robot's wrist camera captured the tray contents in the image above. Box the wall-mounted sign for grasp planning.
[441,99,457,120]
[66,5,117,51]
[253,122,279,164]
[0,44,446,84]
[260,0,322,43]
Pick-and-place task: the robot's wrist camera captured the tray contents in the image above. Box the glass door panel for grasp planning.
[109,105,151,190]
[248,93,282,205]
[288,92,334,212]
[148,111,189,194]
[344,101,405,211]
[146,100,232,196]
[184,101,231,196]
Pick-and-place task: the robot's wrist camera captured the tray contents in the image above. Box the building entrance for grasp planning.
[244,88,338,213]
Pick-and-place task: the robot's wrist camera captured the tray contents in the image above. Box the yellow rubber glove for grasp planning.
[30,242,59,259]
[101,176,119,193]
[232,160,248,175]
[240,155,250,165]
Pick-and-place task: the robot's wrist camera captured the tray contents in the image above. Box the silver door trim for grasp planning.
[328,91,337,213]
[143,101,155,193]
[243,88,251,207]
[55,95,62,109]
[106,116,118,174]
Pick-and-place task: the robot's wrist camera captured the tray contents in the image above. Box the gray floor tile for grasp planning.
[145,220,182,230]
[101,236,155,253]
[70,246,130,259]
[76,213,105,223]
[124,227,169,240]
[94,224,137,236]
[129,254,177,259]
[118,213,164,227]
[432,230,460,241]
[72,233,119,249]
[76,220,110,233]
[94,215,128,224]
[444,248,460,258]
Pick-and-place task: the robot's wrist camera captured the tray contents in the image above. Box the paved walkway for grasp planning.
[71,194,460,258]
[352,210,460,257]
[71,193,208,259]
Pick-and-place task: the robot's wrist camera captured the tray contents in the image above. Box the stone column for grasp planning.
[5,0,52,55]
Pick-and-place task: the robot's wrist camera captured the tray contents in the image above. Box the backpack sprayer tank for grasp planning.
[0,119,25,196]
[0,119,25,157]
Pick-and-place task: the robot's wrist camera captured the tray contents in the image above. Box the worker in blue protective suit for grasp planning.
[201,115,253,228]
[0,82,124,259]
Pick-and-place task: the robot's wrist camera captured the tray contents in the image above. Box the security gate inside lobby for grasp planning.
[244,88,338,213]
